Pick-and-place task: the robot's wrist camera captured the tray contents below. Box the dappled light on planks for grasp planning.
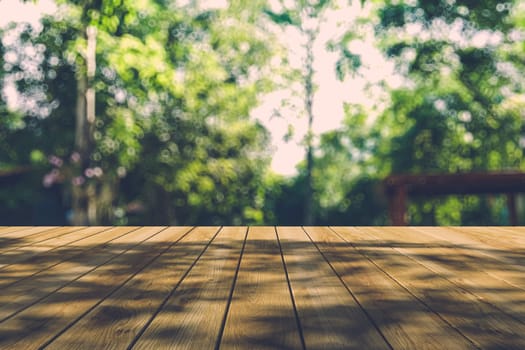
[1,226,525,349]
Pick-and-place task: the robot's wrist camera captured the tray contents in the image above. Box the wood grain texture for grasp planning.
[410,226,525,259]
[43,226,216,350]
[415,227,525,272]
[357,226,525,324]
[277,226,390,350]
[435,226,525,249]
[0,226,524,350]
[306,226,475,350]
[0,226,88,254]
[0,226,184,349]
[0,226,114,272]
[0,226,57,242]
[333,226,525,349]
[0,226,53,235]
[410,227,525,296]
[0,226,127,289]
[0,226,29,234]
[0,226,153,322]
[220,226,303,350]
[132,226,246,349]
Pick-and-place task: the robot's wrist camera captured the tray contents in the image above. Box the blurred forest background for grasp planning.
[1,0,524,226]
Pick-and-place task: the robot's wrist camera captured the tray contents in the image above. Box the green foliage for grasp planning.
[278,0,525,225]
[376,0,514,31]
[263,9,297,26]
[368,0,525,224]
[262,174,308,225]
[335,48,362,80]
[2,0,524,225]
[0,0,279,225]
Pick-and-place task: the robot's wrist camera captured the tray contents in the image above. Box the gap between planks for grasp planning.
[331,226,525,349]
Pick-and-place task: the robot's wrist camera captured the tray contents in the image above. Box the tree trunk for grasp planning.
[72,26,97,225]
[72,47,88,225]
[303,30,315,225]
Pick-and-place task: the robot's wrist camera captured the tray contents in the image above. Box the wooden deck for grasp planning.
[1,226,525,349]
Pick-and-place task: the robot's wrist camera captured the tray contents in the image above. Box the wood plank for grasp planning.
[42,226,218,349]
[415,226,525,251]
[0,226,17,233]
[0,226,128,288]
[220,226,303,350]
[0,227,55,253]
[2,226,524,350]
[332,226,525,349]
[0,226,53,237]
[304,226,475,349]
[0,226,42,236]
[0,226,57,244]
[0,226,113,272]
[0,226,195,350]
[0,226,87,254]
[277,226,391,349]
[453,227,525,246]
[354,226,525,324]
[416,227,525,266]
[130,226,246,349]
[410,227,525,291]
[0,226,150,321]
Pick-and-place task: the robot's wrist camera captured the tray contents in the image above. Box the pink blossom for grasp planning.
[42,171,59,188]
[70,152,81,163]
[43,174,54,188]
[84,168,95,178]
[72,176,85,186]
[48,155,63,167]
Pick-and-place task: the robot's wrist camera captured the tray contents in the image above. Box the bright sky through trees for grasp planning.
[254,0,401,175]
[2,0,523,226]
[0,0,397,176]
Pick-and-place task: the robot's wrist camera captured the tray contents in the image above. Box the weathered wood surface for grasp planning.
[0,226,524,349]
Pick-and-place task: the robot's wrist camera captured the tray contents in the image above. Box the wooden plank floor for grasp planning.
[1,226,525,349]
